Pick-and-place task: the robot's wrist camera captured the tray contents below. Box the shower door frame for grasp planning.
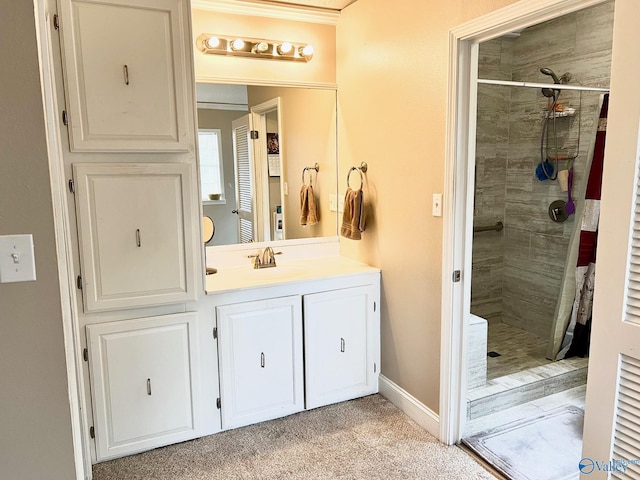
[440,0,609,446]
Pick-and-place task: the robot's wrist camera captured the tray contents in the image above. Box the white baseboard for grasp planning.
[378,375,440,439]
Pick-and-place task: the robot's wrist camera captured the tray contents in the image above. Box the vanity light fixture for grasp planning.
[196,34,314,62]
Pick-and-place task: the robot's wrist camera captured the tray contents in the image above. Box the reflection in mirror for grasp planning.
[196,83,337,246]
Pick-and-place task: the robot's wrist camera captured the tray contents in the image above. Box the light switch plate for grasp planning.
[329,194,338,212]
[432,193,443,217]
[0,234,37,283]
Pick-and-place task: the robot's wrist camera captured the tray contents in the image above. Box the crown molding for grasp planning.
[191,0,340,25]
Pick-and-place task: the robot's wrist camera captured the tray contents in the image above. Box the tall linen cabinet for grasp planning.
[52,0,205,463]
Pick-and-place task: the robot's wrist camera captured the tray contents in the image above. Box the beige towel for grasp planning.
[299,184,319,226]
[340,187,365,240]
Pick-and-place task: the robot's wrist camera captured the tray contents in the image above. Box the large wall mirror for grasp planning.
[196,83,338,246]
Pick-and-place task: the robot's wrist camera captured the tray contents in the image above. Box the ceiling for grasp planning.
[251,0,357,11]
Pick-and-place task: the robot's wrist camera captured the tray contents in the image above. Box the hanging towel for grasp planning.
[299,184,319,226]
[341,187,365,240]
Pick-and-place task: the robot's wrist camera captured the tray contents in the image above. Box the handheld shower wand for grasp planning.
[540,67,560,99]
[540,67,560,84]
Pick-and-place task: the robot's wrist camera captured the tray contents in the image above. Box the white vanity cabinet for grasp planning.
[86,312,201,461]
[216,296,304,429]
[58,0,193,151]
[73,163,198,313]
[303,285,379,409]
[207,259,381,430]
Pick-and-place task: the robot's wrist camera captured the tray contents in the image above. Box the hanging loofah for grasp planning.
[535,160,555,181]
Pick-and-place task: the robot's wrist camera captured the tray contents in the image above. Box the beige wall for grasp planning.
[0,2,76,479]
[247,86,338,240]
[192,9,336,86]
[337,0,518,412]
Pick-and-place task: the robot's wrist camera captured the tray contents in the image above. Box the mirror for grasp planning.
[196,83,338,246]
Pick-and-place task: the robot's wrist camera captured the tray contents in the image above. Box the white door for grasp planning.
[582,2,640,476]
[303,286,379,409]
[231,115,257,243]
[216,296,304,429]
[86,313,200,461]
[57,0,192,151]
[73,163,197,312]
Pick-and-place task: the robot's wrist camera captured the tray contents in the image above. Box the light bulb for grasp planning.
[277,42,293,55]
[205,36,220,49]
[255,41,269,53]
[300,45,314,58]
[231,38,245,51]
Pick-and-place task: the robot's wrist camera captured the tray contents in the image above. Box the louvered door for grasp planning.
[581,4,640,475]
[610,356,640,478]
[231,115,256,243]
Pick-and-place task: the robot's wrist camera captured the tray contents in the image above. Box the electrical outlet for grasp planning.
[432,193,443,217]
[0,234,37,283]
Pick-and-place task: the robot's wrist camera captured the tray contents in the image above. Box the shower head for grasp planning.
[540,67,560,84]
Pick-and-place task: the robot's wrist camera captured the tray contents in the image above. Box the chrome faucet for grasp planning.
[248,246,282,269]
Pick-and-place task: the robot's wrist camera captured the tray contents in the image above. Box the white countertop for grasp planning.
[205,256,379,294]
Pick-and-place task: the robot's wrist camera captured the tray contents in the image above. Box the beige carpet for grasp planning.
[92,394,497,480]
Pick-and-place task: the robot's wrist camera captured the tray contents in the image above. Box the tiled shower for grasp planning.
[468,0,614,418]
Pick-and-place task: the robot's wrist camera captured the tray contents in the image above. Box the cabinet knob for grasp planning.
[136,228,141,247]
[123,65,129,85]
[147,378,152,396]
[340,338,345,353]
[260,352,265,368]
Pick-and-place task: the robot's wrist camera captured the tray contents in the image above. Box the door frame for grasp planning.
[440,0,609,445]
[250,97,284,242]
[34,0,90,478]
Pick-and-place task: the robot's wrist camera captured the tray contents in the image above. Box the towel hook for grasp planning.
[347,162,368,190]
[302,163,319,185]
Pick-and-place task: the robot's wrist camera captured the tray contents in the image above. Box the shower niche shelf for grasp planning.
[543,108,577,118]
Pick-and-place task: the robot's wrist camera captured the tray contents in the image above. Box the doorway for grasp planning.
[440,0,614,475]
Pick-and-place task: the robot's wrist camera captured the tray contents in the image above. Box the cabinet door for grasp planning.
[217,296,304,429]
[86,313,200,461]
[74,163,198,312]
[304,285,379,409]
[58,0,192,151]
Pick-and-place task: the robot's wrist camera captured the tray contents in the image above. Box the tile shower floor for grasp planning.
[468,322,589,420]
[487,322,551,380]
